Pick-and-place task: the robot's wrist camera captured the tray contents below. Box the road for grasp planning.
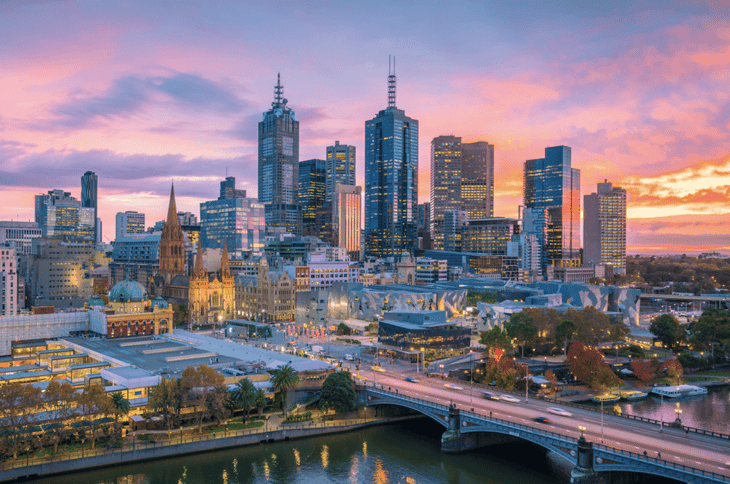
[354,365,730,479]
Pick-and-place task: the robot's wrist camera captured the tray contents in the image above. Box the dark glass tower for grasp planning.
[364,59,418,259]
[299,158,326,235]
[80,171,98,243]
[523,146,580,267]
[258,74,301,235]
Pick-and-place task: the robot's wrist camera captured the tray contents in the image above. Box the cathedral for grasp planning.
[188,240,235,326]
[158,183,186,284]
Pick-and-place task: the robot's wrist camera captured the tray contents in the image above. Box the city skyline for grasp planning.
[2,2,730,253]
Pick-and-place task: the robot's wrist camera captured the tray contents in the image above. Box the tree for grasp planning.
[650,314,687,352]
[689,308,730,356]
[43,380,77,453]
[320,371,357,414]
[631,357,662,383]
[181,365,225,432]
[110,391,130,435]
[270,363,299,415]
[78,385,113,449]
[483,357,519,390]
[554,320,576,356]
[230,378,258,423]
[479,327,512,356]
[544,369,558,394]
[337,323,352,336]
[505,312,537,357]
[0,383,43,459]
[565,342,621,390]
[148,377,182,431]
[207,384,230,425]
[663,359,684,385]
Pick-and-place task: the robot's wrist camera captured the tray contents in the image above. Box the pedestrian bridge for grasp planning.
[361,386,729,484]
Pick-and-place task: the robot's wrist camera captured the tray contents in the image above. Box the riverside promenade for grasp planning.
[0,413,415,482]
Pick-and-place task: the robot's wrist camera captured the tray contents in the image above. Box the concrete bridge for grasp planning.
[361,386,730,484]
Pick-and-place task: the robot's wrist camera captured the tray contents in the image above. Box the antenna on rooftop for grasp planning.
[388,55,396,108]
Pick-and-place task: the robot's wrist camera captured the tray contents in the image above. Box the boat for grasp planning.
[651,385,708,398]
[617,390,648,401]
[592,393,621,403]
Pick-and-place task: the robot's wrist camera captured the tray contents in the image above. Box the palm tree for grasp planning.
[270,364,299,415]
[229,378,257,423]
[110,392,131,434]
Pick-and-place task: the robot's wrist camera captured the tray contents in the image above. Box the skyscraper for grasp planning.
[220,177,246,200]
[326,141,356,202]
[116,211,146,239]
[332,184,362,261]
[258,74,301,235]
[364,59,418,258]
[430,136,494,249]
[81,171,98,243]
[299,158,326,235]
[35,189,95,243]
[584,180,626,274]
[523,146,581,268]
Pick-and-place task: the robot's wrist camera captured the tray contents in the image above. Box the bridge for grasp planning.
[640,293,730,309]
[356,371,730,484]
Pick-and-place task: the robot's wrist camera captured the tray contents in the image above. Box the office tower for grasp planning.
[115,211,146,239]
[81,171,99,243]
[430,136,494,249]
[523,146,580,267]
[364,59,418,258]
[177,212,198,226]
[326,141,356,202]
[333,184,362,261]
[34,190,95,243]
[299,159,326,235]
[584,180,627,274]
[521,207,547,278]
[200,178,266,257]
[0,221,42,255]
[417,202,432,250]
[1,245,18,315]
[220,176,246,200]
[258,74,302,235]
[158,184,186,283]
[442,210,468,252]
[460,217,521,255]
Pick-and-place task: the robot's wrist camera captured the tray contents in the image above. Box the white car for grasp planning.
[547,407,573,417]
[500,394,520,403]
[444,383,464,391]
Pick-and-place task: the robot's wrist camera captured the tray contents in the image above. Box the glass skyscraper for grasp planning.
[299,158,327,235]
[35,189,95,243]
[258,74,301,235]
[584,180,626,274]
[81,171,98,243]
[325,141,356,202]
[523,145,580,267]
[364,63,418,259]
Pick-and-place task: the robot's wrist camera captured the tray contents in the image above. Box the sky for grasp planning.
[2,1,730,254]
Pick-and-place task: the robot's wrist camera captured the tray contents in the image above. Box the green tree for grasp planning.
[0,383,43,459]
[689,308,730,356]
[505,312,537,357]
[650,314,687,352]
[270,363,299,415]
[320,371,357,414]
[181,365,225,432]
[207,384,230,425]
[230,378,258,423]
[337,323,352,335]
[78,385,113,449]
[483,357,518,390]
[479,327,512,356]
[43,380,77,453]
[148,377,182,431]
[554,320,576,356]
[110,391,131,434]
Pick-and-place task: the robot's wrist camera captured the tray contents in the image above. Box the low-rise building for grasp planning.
[235,258,295,322]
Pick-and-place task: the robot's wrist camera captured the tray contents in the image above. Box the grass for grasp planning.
[701,369,730,377]
[205,421,264,433]
[683,376,709,382]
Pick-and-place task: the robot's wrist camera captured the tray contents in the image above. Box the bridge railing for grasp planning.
[595,443,730,482]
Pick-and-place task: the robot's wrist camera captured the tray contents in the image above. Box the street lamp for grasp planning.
[439,364,444,376]
[579,426,586,438]
[674,402,683,426]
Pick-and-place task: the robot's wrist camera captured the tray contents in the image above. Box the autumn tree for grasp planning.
[565,342,621,390]
[630,357,662,383]
[181,365,225,432]
[44,380,77,453]
[148,377,182,430]
[77,385,113,449]
[0,383,43,459]
[544,369,559,394]
[483,357,519,390]
[662,359,684,385]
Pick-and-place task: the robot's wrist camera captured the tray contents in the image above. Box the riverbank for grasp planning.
[0,414,420,483]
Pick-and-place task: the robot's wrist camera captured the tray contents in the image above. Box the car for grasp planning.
[547,407,573,417]
[344,354,354,361]
[444,383,464,390]
[482,391,499,401]
[372,366,386,373]
[534,416,551,424]
[500,394,520,403]
[405,377,420,383]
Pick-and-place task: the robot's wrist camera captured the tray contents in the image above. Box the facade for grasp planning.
[188,242,235,325]
[332,184,362,260]
[234,257,295,322]
[115,211,146,239]
[442,210,468,252]
[258,74,301,235]
[417,202,432,250]
[306,258,357,292]
[524,146,581,268]
[219,176,246,200]
[0,221,42,256]
[1,245,18,315]
[158,184,186,284]
[102,280,173,337]
[80,171,99,244]
[460,217,521,255]
[325,141,356,202]
[349,283,467,320]
[424,249,519,280]
[416,257,448,283]
[109,234,160,286]
[461,141,494,219]
[584,180,627,274]
[200,194,265,257]
[34,190,95,243]
[378,310,471,354]
[299,158,327,236]
[364,65,418,258]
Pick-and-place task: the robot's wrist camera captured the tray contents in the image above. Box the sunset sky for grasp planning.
[2,1,730,254]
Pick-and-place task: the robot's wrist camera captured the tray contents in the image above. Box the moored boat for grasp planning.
[592,393,621,403]
[651,385,708,398]
[617,390,648,400]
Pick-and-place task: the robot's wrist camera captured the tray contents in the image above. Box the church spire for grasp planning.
[220,239,230,278]
[193,240,205,278]
[166,183,180,229]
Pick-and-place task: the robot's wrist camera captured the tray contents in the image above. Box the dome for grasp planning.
[88,295,105,307]
[109,280,148,303]
[152,296,169,309]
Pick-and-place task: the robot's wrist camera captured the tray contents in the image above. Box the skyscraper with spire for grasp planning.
[158,183,186,283]
[258,74,302,235]
[364,57,419,258]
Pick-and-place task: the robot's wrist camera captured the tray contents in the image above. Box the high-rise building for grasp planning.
[332,184,362,261]
[1,244,18,315]
[258,74,301,235]
[299,159,326,235]
[220,176,246,200]
[34,190,95,243]
[115,211,146,239]
[430,136,494,249]
[364,59,418,259]
[584,180,627,274]
[200,196,265,258]
[523,146,580,268]
[158,184,186,283]
[0,221,42,256]
[417,202,432,250]
[442,210,468,252]
[326,141,356,202]
[81,171,99,243]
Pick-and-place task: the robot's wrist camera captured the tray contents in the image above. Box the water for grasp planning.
[33,419,570,484]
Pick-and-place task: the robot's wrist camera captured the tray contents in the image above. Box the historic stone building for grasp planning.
[158,184,186,284]
[235,257,295,322]
[188,241,235,325]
